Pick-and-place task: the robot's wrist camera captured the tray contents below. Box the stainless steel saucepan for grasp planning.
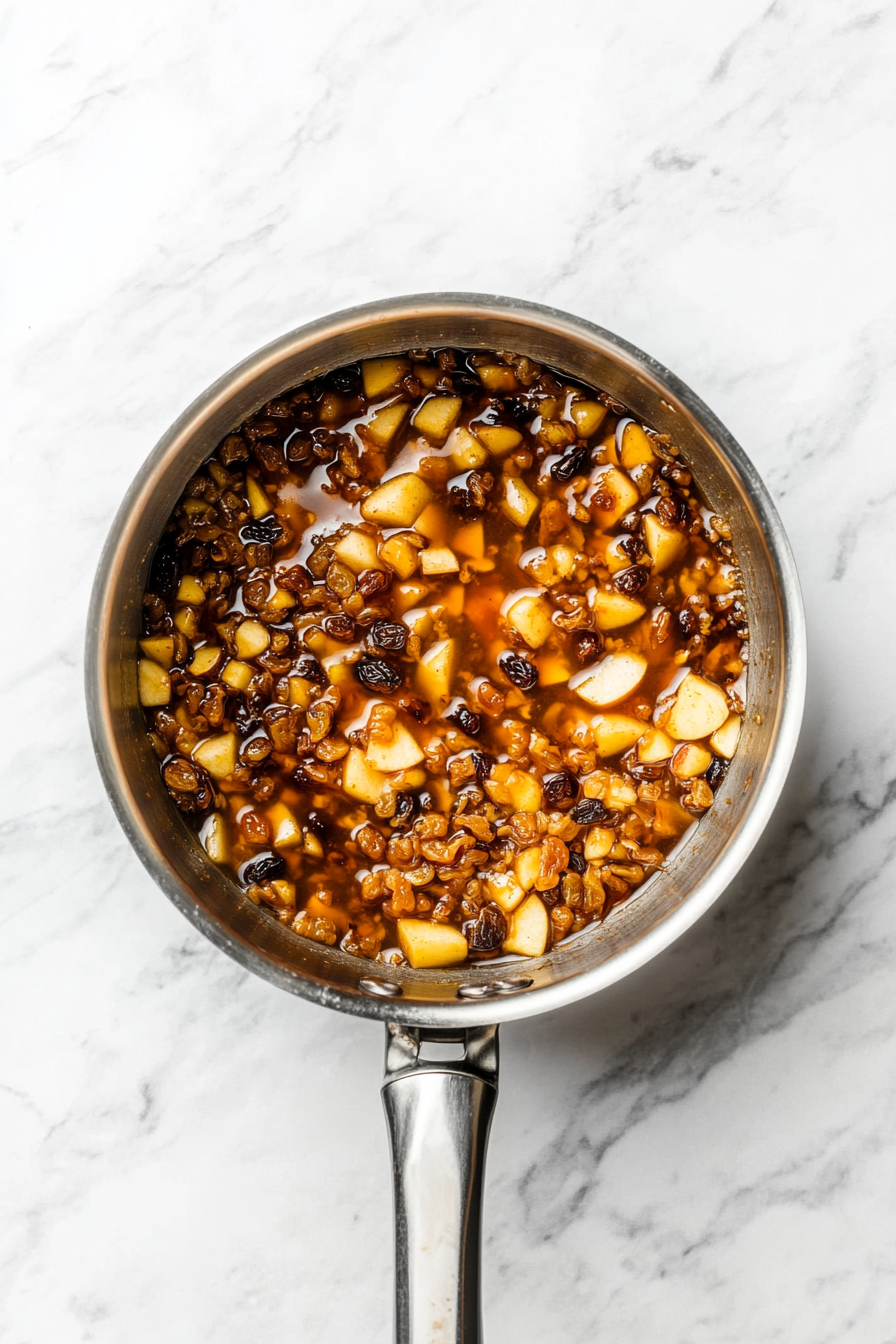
[86,293,806,1343]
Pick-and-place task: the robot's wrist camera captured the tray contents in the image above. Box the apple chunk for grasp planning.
[361,474,434,527]
[571,652,647,707]
[420,546,459,576]
[398,919,468,969]
[505,593,553,648]
[638,726,675,762]
[475,425,522,456]
[365,722,425,773]
[644,513,687,572]
[234,619,270,659]
[140,635,177,668]
[662,673,729,740]
[342,747,389,804]
[591,590,647,631]
[416,638,456,705]
[619,422,657,469]
[501,476,539,528]
[671,743,713,779]
[590,713,645,757]
[366,401,409,448]
[503,894,549,958]
[412,396,462,441]
[570,400,607,438]
[378,532,423,579]
[590,466,640,529]
[138,658,171,707]
[193,732,238,781]
[484,870,526,913]
[361,357,410,399]
[334,527,385,574]
[710,714,742,758]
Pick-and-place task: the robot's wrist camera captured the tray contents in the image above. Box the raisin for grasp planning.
[570,798,611,824]
[370,619,408,653]
[614,565,650,596]
[327,363,362,395]
[149,537,178,599]
[294,655,327,686]
[550,445,592,482]
[391,793,415,828]
[677,608,699,639]
[276,565,311,594]
[619,534,646,563]
[443,702,482,737]
[657,491,690,528]
[567,846,586,874]
[357,568,390,600]
[243,853,285,886]
[241,518,283,544]
[466,905,507,955]
[306,810,332,843]
[497,650,539,690]
[324,613,356,642]
[705,756,728,790]
[503,396,532,424]
[542,771,579,810]
[234,704,260,736]
[572,630,603,664]
[397,694,431,723]
[163,760,214,813]
[471,751,495,783]
[355,657,404,693]
[451,372,481,398]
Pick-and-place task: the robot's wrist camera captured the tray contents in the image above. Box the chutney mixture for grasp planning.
[138,349,747,969]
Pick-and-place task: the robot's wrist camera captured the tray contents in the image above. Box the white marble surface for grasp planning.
[3,1,895,1339]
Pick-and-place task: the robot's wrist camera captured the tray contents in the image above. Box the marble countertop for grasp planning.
[3,1,895,1339]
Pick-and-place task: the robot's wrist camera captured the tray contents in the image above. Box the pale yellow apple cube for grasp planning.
[644,513,687,572]
[484,870,526,913]
[334,527,385,574]
[269,801,303,849]
[416,638,456,705]
[140,635,177,668]
[591,590,647,630]
[671,742,713,779]
[176,575,206,604]
[662,673,729,740]
[342,747,389,804]
[365,722,425,773]
[570,400,607,438]
[193,732,238,781]
[710,714,742,759]
[138,659,171,707]
[619,422,657,469]
[366,401,410,448]
[505,593,553,648]
[379,532,422,579]
[591,466,640,529]
[188,645,222,678]
[234,620,271,660]
[637,727,676,762]
[398,919,469,969]
[503,894,549,958]
[475,425,522,456]
[501,476,539,528]
[590,713,646,757]
[361,357,410,400]
[361,474,434,527]
[450,428,490,471]
[221,659,254,692]
[246,475,272,519]
[420,546,459,576]
[571,652,647,707]
[412,395,462,441]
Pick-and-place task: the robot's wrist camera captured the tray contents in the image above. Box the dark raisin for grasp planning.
[659,462,692,487]
[614,565,650,596]
[276,565,311,594]
[656,491,690,528]
[539,886,561,909]
[572,630,603,664]
[357,568,390,600]
[285,433,313,464]
[677,608,699,639]
[705,756,729,790]
[294,655,327,686]
[451,372,481,398]
[397,694,431,723]
[542,771,579,810]
[234,704,260,736]
[619,534,646,563]
[466,905,507,955]
[497,650,539,690]
[327,363,362,395]
[241,517,283,545]
[306,810,333,843]
[550,445,592,482]
[162,759,215,813]
[391,793,415,828]
[325,613,356,642]
[570,798,611,824]
[370,619,408,653]
[471,751,495,783]
[567,846,586,874]
[355,657,403,693]
[443,701,482,737]
[149,537,178,599]
[503,396,532,424]
[628,760,664,782]
[220,434,249,465]
[242,853,285,885]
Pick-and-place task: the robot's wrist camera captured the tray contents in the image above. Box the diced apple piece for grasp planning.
[420,546,459,576]
[398,919,469,970]
[538,653,572,687]
[221,659,254,692]
[342,747,389,804]
[188,645,222,678]
[416,638,456,705]
[477,365,518,393]
[662,673,729,740]
[268,587,296,611]
[591,590,647,630]
[334,527,385,574]
[366,401,410,448]
[653,797,696,840]
[671,743,713,779]
[501,476,539,528]
[710,714,742,759]
[401,607,434,640]
[413,362,440,389]
[379,531,422,579]
[570,400,607,438]
[507,770,543,813]
[246,475,272,519]
[644,513,687,573]
[412,395,462,441]
[365,722,425,773]
[202,812,228,863]
[604,537,634,574]
[193,732,238,781]
[361,357,410,399]
[591,466,640,529]
[176,575,206,604]
[361,474,434,527]
[514,846,543,893]
[394,581,430,614]
[503,894,549,958]
[140,635,177,668]
[619,422,657,469]
[173,606,199,638]
[584,826,615,860]
[590,713,645,757]
[450,428,490,471]
[549,544,577,580]
[288,675,315,709]
[138,658,171,707]
[571,653,647,708]
[505,593,553,648]
[234,619,271,659]
[484,871,526,913]
[476,425,522,456]
[269,801,303,849]
[605,775,638,809]
[453,519,484,559]
[638,727,676,762]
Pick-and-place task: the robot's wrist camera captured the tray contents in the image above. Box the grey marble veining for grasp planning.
[2,0,895,1339]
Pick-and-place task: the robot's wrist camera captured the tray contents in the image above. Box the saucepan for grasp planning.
[85,293,806,1343]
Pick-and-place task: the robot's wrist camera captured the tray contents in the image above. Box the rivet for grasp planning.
[457,983,496,999]
[359,977,403,998]
[490,975,533,994]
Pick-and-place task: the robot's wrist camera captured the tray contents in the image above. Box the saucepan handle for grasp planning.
[381,1023,499,1344]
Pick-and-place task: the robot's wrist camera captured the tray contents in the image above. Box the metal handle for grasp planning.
[382,1022,499,1344]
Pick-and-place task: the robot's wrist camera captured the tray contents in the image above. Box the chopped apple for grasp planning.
[590,713,645,757]
[393,581,430,614]
[246,475,272,520]
[361,357,410,399]
[140,635,177,668]
[501,476,539,528]
[571,652,648,707]
[268,587,296,611]
[269,801,303,849]
[619,422,657,469]
[514,846,543,892]
[591,590,647,630]
[138,658,171,707]
[453,519,484,559]
[710,714,742,759]
[450,428,490,471]
[671,743,713,779]
[397,918,469,969]
[401,607,434,639]
[288,675,315,709]
[653,797,696,840]
[334,527,385,574]
[590,466,640,529]
[538,653,572,686]
[662,673,729,740]
[416,638,456,705]
[342,747,389,803]
[644,513,687,572]
[413,362,440,389]
[377,532,421,579]
[604,537,634,574]
[420,546,459,576]
[503,894,549,958]
[361,474,434,527]
[484,870,526,913]
[202,812,228,863]
[176,575,206,604]
[477,364,518,393]
[570,400,607,438]
[366,401,410,448]
[548,544,577,580]
[507,769,544,813]
[173,607,199,639]
[234,619,271,659]
[365,722,425,772]
[188,645,222,678]
[638,727,676,762]
[584,826,615,860]
[221,659,254,692]
[605,775,638,809]
[476,425,522,456]
[412,395,462,441]
[505,593,553,648]
[193,731,238,781]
